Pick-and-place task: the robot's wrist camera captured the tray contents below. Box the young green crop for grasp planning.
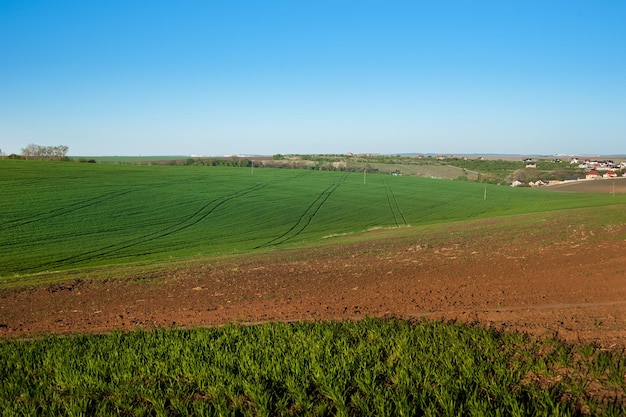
[1,160,624,276]
[0,318,624,416]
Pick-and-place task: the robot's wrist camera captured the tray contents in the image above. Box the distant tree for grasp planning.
[52,145,69,160]
[21,143,38,159]
[511,169,527,183]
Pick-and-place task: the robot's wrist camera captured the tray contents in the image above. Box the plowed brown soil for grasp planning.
[2,211,626,349]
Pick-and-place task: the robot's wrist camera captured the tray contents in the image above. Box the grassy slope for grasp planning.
[2,160,625,277]
[1,319,624,415]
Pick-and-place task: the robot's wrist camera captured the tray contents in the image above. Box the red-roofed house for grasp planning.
[586,170,600,179]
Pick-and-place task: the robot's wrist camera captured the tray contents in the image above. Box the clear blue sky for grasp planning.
[1,1,625,156]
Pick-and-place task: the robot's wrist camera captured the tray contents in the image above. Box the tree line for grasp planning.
[19,144,70,160]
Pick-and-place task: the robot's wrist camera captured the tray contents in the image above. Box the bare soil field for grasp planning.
[2,211,626,349]
[547,177,626,194]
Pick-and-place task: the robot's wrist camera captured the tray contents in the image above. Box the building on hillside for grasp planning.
[603,170,618,179]
[586,170,600,179]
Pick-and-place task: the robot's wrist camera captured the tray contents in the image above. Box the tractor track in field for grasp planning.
[256,173,351,249]
[0,175,212,234]
[0,190,138,232]
[27,183,269,272]
[382,177,407,227]
[25,172,311,272]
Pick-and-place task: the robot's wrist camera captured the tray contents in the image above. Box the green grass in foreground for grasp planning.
[3,160,626,277]
[1,319,625,416]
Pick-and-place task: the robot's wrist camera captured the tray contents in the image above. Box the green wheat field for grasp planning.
[2,159,622,277]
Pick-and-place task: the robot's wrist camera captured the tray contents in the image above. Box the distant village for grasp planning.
[511,157,626,188]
